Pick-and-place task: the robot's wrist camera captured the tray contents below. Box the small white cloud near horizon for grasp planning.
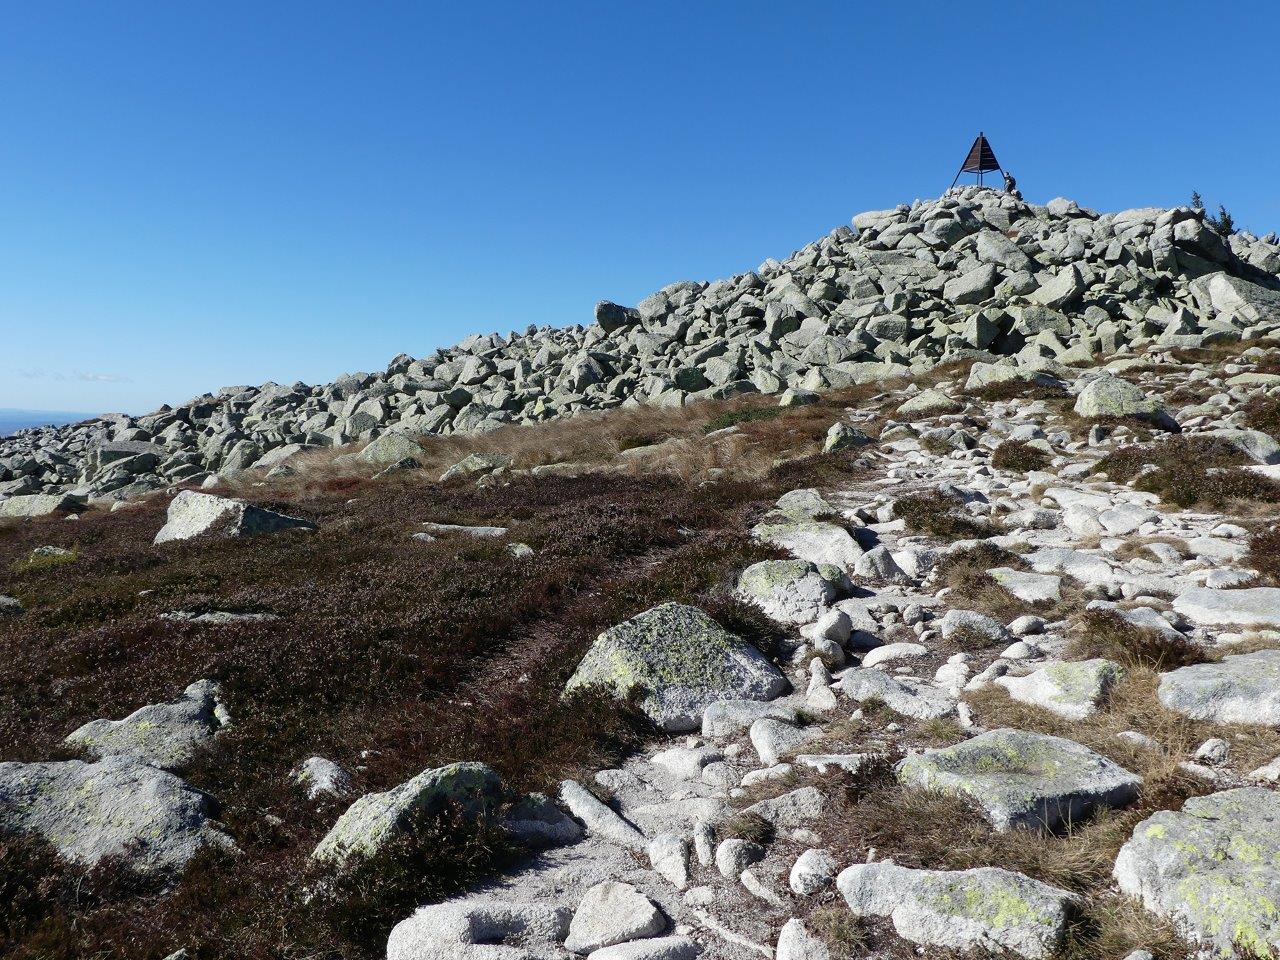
[14,368,132,384]
[75,371,132,383]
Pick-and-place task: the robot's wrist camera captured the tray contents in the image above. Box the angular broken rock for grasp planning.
[743,785,826,828]
[357,431,423,466]
[65,679,230,769]
[897,388,963,418]
[564,880,666,953]
[1157,649,1280,725]
[386,899,571,960]
[1114,787,1280,958]
[0,756,233,875]
[439,452,513,483]
[565,602,787,732]
[311,761,504,870]
[994,658,1124,721]
[837,861,1077,959]
[154,490,316,544]
[897,728,1141,831]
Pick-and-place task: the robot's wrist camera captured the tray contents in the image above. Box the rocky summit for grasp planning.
[4,186,1280,507]
[8,187,1280,960]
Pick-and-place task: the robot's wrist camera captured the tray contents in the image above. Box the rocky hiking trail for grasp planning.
[7,185,1280,959]
[383,371,1280,960]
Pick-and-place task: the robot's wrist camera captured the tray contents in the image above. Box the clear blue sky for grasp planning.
[3,1,1276,414]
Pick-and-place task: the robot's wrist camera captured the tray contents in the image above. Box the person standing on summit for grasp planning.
[1003,170,1021,198]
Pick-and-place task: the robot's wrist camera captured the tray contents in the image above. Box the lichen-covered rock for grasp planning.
[293,756,354,800]
[1073,374,1172,426]
[311,761,505,869]
[751,515,863,570]
[736,559,840,625]
[154,490,316,544]
[837,861,1077,959]
[1158,649,1280,725]
[823,422,874,453]
[386,899,572,960]
[994,658,1124,720]
[897,728,1141,831]
[1114,787,1280,958]
[65,679,230,769]
[897,388,963,418]
[357,431,423,465]
[0,756,233,875]
[564,603,787,732]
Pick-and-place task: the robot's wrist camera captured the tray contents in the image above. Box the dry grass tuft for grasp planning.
[1065,609,1208,671]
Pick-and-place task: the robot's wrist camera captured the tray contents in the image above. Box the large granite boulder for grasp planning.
[564,603,787,732]
[1114,787,1280,958]
[1172,587,1280,628]
[154,490,316,544]
[736,559,841,625]
[0,756,233,875]
[897,728,1141,831]
[1073,374,1173,427]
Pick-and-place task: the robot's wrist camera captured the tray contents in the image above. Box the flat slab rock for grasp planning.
[386,899,571,960]
[995,658,1124,721]
[897,728,1141,831]
[1158,649,1280,726]
[838,861,1077,959]
[1173,587,1280,628]
[1114,787,1280,958]
[154,490,316,544]
[565,603,787,732]
[751,514,863,571]
[839,668,957,720]
[64,679,230,769]
[0,756,233,875]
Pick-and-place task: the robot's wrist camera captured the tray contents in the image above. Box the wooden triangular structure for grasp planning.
[950,131,1003,188]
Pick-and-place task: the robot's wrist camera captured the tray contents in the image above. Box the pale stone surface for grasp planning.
[1173,587,1280,628]
[312,762,504,869]
[837,861,1077,959]
[897,728,1142,831]
[0,756,233,875]
[1158,650,1280,725]
[154,490,315,544]
[65,679,229,769]
[994,658,1124,720]
[564,881,666,953]
[565,603,787,732]
[1115,788,1280,958]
